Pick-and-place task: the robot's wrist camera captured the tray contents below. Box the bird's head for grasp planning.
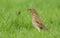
[28,8,36,13]
[27,8,38,15]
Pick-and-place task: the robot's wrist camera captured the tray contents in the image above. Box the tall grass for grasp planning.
[0,0,60,38]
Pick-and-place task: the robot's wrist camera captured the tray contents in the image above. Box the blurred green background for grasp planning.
[0,0,60,38]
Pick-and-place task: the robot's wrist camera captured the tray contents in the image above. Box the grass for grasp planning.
[0,0,60,38]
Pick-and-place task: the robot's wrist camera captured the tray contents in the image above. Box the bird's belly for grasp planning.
[32,20,40,27]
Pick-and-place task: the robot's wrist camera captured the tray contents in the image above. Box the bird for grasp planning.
[28,8,48,32]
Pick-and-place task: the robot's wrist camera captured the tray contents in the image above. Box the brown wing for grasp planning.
[35,19,45,28]
[35,20,48,30]
[35,16,48,30]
